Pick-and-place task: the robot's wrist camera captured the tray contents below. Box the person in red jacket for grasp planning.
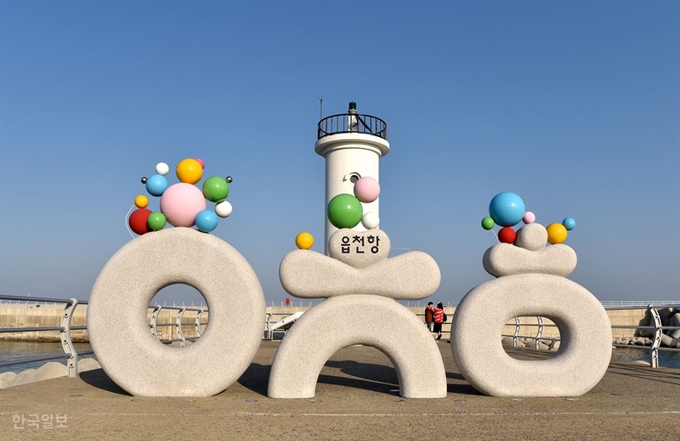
[433,302,446,341]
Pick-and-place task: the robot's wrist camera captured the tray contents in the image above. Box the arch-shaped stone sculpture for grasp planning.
[268,295,447,398]
[88,228,264,397]
[269,228,446,399]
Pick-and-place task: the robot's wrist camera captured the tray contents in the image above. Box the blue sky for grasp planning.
[1,1,678,306]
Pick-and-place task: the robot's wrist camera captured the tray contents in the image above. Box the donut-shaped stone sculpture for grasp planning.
[88,228,264,397]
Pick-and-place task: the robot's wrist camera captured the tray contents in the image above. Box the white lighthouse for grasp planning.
[315,102,390,254]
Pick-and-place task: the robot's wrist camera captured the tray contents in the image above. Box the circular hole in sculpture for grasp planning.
[502,316,560,360]
[149,284,209,348]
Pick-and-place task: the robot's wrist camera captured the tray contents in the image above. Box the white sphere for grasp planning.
[361,212,380,229]
[155,162,170,175]
[215,200,233,218]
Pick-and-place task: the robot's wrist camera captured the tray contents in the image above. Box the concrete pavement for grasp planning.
[1,341,679,440]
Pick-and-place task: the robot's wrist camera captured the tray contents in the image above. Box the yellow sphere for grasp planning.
[176,158,203,184]
[295,232,314,250]
[134,194,149,208]
[546,223,568,244]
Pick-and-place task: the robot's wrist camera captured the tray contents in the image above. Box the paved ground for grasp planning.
[1,341,679,441]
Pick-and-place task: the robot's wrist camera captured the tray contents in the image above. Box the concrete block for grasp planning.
[450,274,612,397]
[88,228,265,397]
[7,362,67,388]
[670,313,680,339]
[268,295,446,398]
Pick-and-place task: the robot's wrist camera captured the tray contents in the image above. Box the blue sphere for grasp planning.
[146,174,169,197]
[489,192,526,227]
[562,217,576,231]
[195,209,218,233]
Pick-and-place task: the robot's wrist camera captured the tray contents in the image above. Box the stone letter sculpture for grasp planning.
[450,192,612,397]
[269,176,446,399]
[88,159,264,397]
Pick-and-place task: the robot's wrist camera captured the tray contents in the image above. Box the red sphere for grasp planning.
[129,208,152,235]
[498,227,516,244]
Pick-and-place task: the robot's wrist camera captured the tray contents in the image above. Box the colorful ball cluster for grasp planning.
[327,176,381,230]
[128,158,233,236]
[480,191,575,246]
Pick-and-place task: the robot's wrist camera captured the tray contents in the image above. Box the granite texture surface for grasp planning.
[88,228,265,397]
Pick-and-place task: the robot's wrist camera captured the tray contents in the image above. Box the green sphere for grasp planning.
[327,194,363,229]
[481,216,495,230]
[202,176,229,202]
[147,212,167,231]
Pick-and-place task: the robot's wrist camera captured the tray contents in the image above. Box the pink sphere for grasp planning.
[523,211,536,224]
[195,158,205,169]
[160,183,207,227]
[354,177,380,203]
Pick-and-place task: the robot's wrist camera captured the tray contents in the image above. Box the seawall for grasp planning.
[0,303,646,343]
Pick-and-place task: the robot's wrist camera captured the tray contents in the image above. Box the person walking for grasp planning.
[433,302,446,341]
[424,302,435,332]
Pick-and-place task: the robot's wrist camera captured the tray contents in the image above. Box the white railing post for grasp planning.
[60,299,79,378]
[649,305,662,369]
[150,305,162,340]
[535,316,544,350]
[176,308,187,348]
[195,309,204,338]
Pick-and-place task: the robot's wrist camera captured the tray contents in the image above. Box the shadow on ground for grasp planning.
[79,369,130,396]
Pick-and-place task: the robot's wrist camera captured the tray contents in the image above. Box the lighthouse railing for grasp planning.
[318,113,387,140]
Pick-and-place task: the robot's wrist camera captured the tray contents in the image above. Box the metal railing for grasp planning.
[264,311,304,340]
[0,295,89,378]
[317,113,387,140]
[500,303,680,369]
[606,304,679,368]
[149,305,208,348]
[600,300,679,308]
[0,295,209,377]
[501,317,560,351]
[268,300,319,308]
[2,294,677,378]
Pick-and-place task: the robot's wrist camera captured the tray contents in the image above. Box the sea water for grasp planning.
[611,346,680,368]
[0,341,95,374]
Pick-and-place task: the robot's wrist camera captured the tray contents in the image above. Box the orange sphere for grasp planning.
[134,194,149,208]
[546,223,568,244]
[295,232,314,250]
[176,158,203,184]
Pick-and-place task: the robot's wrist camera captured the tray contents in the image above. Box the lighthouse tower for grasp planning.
[315,102,390,253]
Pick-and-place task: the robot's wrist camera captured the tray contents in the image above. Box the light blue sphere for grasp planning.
[489,192,525,227]
[195,209,218,233]
[146,174,169,197]
[562,217,576,231]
